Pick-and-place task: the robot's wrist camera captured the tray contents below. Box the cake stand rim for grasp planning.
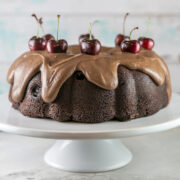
[0,93,180,139]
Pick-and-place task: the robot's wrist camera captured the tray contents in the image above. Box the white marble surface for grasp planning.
[0,127,180,180]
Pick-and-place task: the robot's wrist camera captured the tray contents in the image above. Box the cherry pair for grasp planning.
[115,13,154,53]
[115,13,141,53]
[28,14,68,53]
[120,28,154,54]
[28,33,54,51]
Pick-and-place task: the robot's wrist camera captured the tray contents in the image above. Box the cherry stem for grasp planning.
[39,17,45,35]
[145,18,151,38]
[57,15,60,41]
[123,13,129,35]
[32,14,40,38]
[89,20,98,40]
[129,26,139,40]
[89,23,93,40]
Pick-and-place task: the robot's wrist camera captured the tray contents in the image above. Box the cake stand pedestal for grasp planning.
[0,93,180,172]
[45,139,132,172]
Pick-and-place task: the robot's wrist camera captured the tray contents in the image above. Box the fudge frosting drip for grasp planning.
[7,45,171,103]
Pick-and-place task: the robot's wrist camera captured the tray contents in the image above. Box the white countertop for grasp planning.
[0,127,180,180]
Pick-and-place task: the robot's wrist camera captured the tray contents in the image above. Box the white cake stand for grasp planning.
[0,93,180,172]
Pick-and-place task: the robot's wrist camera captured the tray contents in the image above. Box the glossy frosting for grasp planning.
[7,45,171,103]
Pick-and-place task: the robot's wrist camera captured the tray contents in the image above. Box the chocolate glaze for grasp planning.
[7,45,171,103]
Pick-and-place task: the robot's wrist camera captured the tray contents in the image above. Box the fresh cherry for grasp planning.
[28,36,46,51]
[43,34,55,48]
[115,35,129,46]
[47,39,68,53]
[43,34,55,42]
[115,13,130,46]
[80,22,101,55]
[138,18,154,50]
[120,27,141,53]
[138,37,154,50]
[46,15,68,53]
[79,21,98,44]
[80,39,101,55]
[121,40,141,53]
[29,14,46,51]
[79,33,95,44]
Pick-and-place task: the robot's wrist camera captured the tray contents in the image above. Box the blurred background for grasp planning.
[0,0,180,93]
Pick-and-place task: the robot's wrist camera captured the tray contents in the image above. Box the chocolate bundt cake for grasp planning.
[7,45,171,123]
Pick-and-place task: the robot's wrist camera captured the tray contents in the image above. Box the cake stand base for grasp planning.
[44,139,132,172]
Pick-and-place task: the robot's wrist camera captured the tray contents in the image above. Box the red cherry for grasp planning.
[121,40,141,53]
[80,39,101,55]
[138,37,154,50]
[115,34,129,46]
[120,26,140,53]
[115,13,130,46]
[43,34,55,44]
[46,39,68,53]
[28,36,46,51]
[79,33,95,44]
[46,15,68,53]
